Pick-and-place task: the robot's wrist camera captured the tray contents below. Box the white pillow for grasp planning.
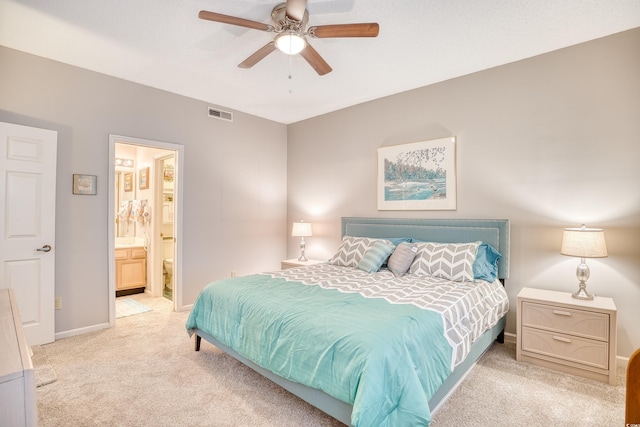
[409,241,481,282]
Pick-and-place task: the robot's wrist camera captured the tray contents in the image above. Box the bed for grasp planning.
[186,217,510,426]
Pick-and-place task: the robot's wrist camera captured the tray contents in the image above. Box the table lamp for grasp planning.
[292,221,312,261]
[560,224,608,300]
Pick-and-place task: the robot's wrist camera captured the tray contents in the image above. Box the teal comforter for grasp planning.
[186,274,453,426]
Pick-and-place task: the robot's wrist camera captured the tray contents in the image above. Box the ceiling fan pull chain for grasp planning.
[288,55,294,93]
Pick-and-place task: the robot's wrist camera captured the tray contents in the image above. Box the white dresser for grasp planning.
[516,287,617,385]
[0,288,37,426]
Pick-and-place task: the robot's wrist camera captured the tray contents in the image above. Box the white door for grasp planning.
[0,121,57,345]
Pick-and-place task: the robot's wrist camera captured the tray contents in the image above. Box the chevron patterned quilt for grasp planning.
[186,263,508,426]
[268,263,509,370]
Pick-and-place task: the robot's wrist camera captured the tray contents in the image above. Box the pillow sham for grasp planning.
[387,242,418,276]
[356,240,396,273]
[473,243,502,282]
[328,236,393,268]
[409,241,481,282]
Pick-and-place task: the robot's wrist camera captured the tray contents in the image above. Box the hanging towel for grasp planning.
[130,200,141,219]
[118,201,132,222]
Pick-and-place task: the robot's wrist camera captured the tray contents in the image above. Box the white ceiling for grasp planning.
[1,0,639,124]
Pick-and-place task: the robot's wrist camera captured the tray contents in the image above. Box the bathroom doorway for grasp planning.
[108,135,183,327]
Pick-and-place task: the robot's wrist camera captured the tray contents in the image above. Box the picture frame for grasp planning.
[72,174,97,195]
[124,172,133,192]
[377,136,457,210]
[139,167,149,190]
[163,164,174,182]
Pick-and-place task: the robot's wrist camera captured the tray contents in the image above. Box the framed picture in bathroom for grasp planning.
[139,167,149,190]
[124,172,133,192]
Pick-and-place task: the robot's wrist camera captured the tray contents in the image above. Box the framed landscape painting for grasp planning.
[377,137,456,210]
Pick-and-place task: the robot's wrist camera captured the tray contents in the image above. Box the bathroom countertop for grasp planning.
[115,244,146,250]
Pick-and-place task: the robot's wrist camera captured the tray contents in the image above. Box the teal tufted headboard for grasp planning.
[341,217,510,280]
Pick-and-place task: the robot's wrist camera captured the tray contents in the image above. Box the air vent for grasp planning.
[207,106,233,122]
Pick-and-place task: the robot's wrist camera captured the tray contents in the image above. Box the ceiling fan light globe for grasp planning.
[275,32,306,55]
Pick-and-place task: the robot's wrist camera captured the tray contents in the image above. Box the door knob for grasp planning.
[37,245,52,252]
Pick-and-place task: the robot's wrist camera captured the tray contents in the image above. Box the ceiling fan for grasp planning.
[199,0,379,76]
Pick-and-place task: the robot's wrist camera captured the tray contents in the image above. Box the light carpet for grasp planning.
[34,294,627,426]
[115,297,152,318]
[32,345,57,387]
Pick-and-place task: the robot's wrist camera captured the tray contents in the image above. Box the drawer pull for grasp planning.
[552,310,572,316]
[552,335,572,343]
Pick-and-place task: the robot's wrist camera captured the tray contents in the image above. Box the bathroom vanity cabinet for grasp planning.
[115,246,147,291]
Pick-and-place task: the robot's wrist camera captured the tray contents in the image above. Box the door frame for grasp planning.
[152,152,176,299]
[107,135,184,326]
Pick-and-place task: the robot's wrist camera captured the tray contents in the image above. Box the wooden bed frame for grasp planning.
[193,217,510,425]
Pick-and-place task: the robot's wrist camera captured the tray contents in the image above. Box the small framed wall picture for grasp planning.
[139,167,150,190]
[72,174,97,195]
[124,172,133,192]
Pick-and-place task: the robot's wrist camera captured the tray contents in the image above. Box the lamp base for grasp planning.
[298,237,307,262]
[571,282,594,300]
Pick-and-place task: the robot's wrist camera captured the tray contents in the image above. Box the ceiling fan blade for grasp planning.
[238,42,277,69]
[300,44,332,76]
[309,23,379,38]
[286,0,308,21]
[199,10,272,32]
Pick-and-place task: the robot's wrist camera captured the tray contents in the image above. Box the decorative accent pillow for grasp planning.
[409,241,481,282]
[473,243,502,282]
[356,240,396,273]
[328,236,393,268]
[387,242,418,276]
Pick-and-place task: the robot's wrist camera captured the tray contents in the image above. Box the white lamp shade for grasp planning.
[561,226,608,258]
[275,32,306,55]
[292,222,312,237]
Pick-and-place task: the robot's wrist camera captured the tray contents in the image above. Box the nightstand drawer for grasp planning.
[521,301,609,341]
[520,327,609,370]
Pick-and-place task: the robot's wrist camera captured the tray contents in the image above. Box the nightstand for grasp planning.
[281,258,324,270]
[516,287,617,384]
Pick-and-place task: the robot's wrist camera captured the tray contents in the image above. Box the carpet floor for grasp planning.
[34,294,627,426]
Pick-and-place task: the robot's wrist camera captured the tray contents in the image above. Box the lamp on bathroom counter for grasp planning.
[561,224,608,300]
[292,221,313,262]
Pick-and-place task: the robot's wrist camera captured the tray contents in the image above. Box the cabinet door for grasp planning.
[116,259,146,290]
[115,249,147,290]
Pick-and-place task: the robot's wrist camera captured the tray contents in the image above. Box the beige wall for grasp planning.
[0,46,288,335]
[287,28,640,358]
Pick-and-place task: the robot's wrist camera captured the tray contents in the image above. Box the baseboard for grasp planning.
[617,355,630,370]
[504,331,516,344]
[177,303,193,312]
[55,322,110,341]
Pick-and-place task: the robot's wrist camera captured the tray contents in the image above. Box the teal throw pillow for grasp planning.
[473,243,502,282]
[357,240,396,273]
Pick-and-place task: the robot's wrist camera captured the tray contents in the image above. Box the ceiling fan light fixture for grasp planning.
[275,31,306,55]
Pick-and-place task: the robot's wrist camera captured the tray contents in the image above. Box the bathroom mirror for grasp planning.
[115,170,136,237]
